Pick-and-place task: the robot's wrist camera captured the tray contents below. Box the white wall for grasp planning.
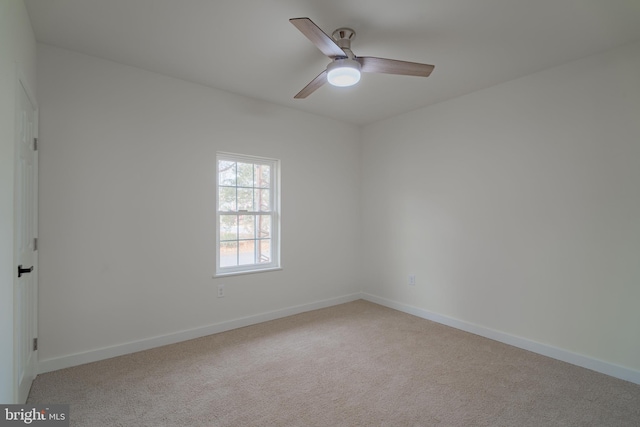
[37,44,361,368]
[0,0,37,404]
[361,40,640,375]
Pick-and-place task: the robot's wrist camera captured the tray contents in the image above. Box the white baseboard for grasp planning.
[361,292,640,386]
[38,293,362,374]
[39,291,640,386]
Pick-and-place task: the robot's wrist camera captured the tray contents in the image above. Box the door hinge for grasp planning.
[33,338,38,351]
[33,137,38,151]
[33,237,38,251]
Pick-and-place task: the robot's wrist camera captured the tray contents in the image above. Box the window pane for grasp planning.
[219,215,238,241]
[255,189,270,211]
[216,154,279,274]
[219,161,236,186]
[237,162,254,187]
[219,187,236,211]
[237,188,253,211]
[239,215,255,239]
[220,241,238,267]
[258,240,271,263]
[239,240,255,265]
[255,164,270,188]
[258,215,271,239]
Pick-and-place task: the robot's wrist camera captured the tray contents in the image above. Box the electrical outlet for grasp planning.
[217,284,225,298]
[408,274,416,286]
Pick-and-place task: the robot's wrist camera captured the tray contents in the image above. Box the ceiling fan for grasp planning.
[290,17,435,99]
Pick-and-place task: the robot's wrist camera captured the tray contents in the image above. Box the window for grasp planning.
[216,153,280,276]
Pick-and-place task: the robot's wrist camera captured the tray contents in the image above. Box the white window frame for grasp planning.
[215,152,281,277]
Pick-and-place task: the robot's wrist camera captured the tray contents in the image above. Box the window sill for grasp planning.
[213,267,282,279]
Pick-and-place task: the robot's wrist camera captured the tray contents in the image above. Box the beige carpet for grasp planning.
[28,300,640,426]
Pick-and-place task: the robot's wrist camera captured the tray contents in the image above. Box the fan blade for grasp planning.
[294,70,328,99]
[290,18,347,59]
[356,57,434,77]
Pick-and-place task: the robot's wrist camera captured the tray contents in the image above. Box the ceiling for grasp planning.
[24,0,640,125]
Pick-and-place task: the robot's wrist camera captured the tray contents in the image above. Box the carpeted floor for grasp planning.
[28,300,640,426]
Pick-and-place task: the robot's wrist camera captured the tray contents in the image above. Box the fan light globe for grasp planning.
[327,59,361,87]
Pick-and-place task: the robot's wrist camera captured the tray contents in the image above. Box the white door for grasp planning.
[14,78,38,403]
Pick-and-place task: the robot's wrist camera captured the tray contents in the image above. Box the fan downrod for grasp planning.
[332,28,356,52]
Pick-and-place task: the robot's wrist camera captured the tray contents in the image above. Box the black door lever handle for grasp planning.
[18,265,33,278]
